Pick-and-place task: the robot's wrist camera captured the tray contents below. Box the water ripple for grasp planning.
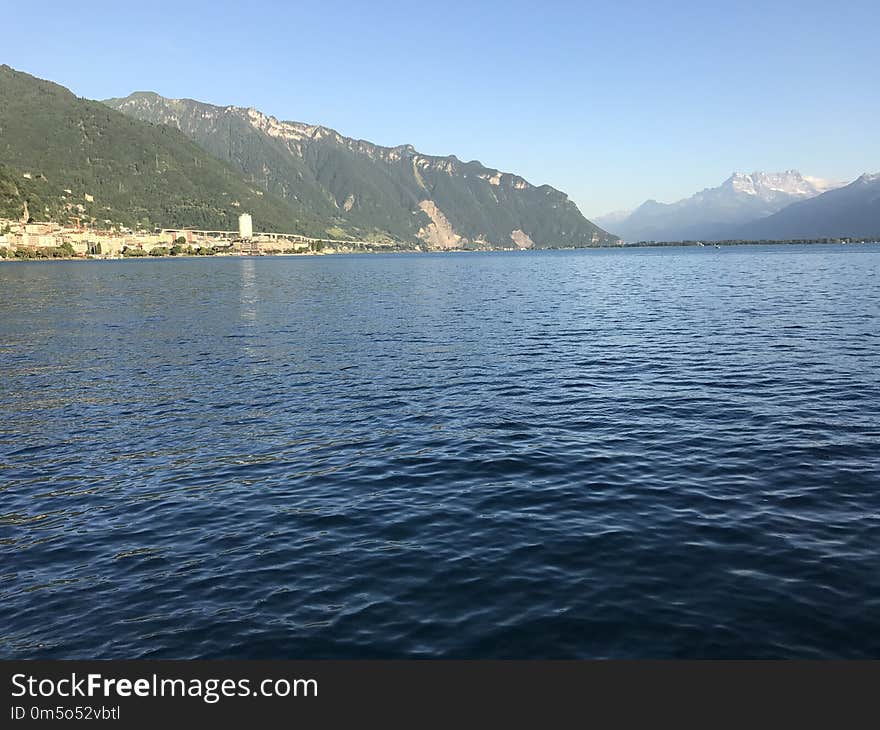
[1,245,879,657]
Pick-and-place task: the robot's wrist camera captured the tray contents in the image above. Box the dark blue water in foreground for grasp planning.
[1,245,879,658]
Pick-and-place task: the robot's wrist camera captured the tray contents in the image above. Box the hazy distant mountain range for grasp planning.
[598,170,880,241]
[595,171,855,242]
[733,173,880,240]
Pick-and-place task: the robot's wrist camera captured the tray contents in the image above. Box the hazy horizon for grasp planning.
[5,0,878,218]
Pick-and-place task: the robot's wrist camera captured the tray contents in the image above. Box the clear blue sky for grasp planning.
[5,0,879,217]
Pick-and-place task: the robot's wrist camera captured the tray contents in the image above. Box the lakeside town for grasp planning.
[1,211,875,261]
[0,212,409,259]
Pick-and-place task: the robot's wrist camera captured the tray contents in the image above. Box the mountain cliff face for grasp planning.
[104,92,616,248]
[731,173,880,239]
[0,66,310,232]
[597,171,841,242]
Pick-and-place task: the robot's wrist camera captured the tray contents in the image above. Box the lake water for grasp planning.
[1,245,879,658]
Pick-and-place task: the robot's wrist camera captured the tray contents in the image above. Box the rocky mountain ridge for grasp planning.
[105,92,616,248]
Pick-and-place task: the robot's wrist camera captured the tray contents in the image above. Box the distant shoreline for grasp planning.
[2,238,878,263]
[613,238,879,248]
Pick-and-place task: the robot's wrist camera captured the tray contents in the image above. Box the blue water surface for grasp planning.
[1,245,878,658]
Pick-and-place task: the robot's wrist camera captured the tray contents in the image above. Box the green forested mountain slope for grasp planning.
[105,92,616,247]
[0,64,615,246]
[0,162,62,221]
[0,65,321,232]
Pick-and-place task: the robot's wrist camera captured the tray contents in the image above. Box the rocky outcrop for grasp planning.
[510,229,534,249]
[417,200,462,249]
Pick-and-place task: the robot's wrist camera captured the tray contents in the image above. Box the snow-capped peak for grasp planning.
[724,170,842,200]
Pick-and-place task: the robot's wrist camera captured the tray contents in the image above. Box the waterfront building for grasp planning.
[239,213,253,240]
